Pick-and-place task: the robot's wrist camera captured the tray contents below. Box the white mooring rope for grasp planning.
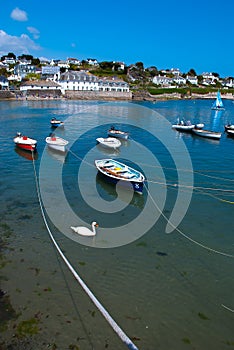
[31,153,139,350]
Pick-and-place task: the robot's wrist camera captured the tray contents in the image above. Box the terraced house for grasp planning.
[59,71,130,94]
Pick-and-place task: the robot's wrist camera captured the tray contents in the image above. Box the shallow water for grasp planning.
[0,99,233,349]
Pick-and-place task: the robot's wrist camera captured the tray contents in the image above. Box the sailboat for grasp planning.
[211,90,225,110]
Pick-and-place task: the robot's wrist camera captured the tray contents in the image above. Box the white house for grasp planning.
[172,76,186,85]
[59,70,99,93]
[201,72,218,84]
[152,75,173,86]
[42,66,60,81]
[0,76,9,89]
[222,78,234,88]
[98,77,129,92]
[67,58,81,65]
[186,75,198,85]
[57,60,70,69]
[86,58,99,66]
[3,57,16,65]
[171,68,181,76]
[20,80,61,93]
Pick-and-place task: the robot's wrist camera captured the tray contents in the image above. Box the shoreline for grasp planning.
[0,91,233,102]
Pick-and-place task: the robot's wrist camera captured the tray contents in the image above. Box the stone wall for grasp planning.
[65,90,132,100]
[0,90,16,99]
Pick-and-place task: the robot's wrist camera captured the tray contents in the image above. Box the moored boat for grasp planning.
[224,124,234,131]
[172,120,195,131]
[226,129,234,137]
[192,128,222,140]
[13,132,37,152]
[95,158,145,194]
[45,134,69,152]
[50,117,64,128]
[108,126,129,140]
[96,137,121,149]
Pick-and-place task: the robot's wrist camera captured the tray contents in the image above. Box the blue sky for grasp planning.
[1,0,234,77]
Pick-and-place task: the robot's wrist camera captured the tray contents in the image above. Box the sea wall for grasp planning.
[0,90,16,99]
[65,90,132,100]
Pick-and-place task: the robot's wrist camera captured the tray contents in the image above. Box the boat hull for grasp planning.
[225,124,234,131]
[108,130,129,140]
[211,107,225,111]
[51,122,64,128]
[226,129,234,137]
[96,137,121,149]
[46,136,68,153]
[192,129,222,140]
[47,143,66,152]
[14,142,36,151]
[172,125,195,132]
[95,159,145,194]
[98,171,144,194]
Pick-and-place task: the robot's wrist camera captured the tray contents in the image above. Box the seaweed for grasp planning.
[16,318,40,337]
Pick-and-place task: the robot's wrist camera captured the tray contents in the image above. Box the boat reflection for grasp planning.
[96,143,120,156]
[15,147,38,161]
[211,109,223,131]
[46,147,68,163]
[96,173,145,209]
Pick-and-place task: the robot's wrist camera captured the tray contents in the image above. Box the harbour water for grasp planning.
[0,99,233,349]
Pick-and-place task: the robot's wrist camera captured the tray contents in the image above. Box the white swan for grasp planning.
[70,222,98,236]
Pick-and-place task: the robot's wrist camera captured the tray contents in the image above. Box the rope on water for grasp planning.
[31,152,139,350]
[143,183,234,259]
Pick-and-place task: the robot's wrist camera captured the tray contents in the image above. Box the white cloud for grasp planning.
[27,26,40,39]
[0,30,41,56]
[11,8,28,22]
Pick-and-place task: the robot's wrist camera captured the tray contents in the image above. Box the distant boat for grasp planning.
[50,117,64,128]
[45,134,68,152]
[172,120,195,131]
[172,119,204,132]
[13,132,37,152]
[108,126,129,140]
[95,159,145,194]
[211,90,225,110]
[192,128,222,140]
[224,124,234,131]
[96,137,121,149]
[226,129,234,137]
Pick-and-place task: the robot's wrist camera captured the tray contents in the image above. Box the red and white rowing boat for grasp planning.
[13,132,37,152]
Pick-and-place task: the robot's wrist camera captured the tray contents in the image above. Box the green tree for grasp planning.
[188,68,196,76]
[135,62,144,71]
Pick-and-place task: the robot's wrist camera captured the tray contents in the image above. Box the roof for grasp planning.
[21,80,60,87]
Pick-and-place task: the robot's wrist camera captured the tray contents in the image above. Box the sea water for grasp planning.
[0,99,233,349]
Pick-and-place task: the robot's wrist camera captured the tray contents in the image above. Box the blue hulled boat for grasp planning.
[95,159,145,194]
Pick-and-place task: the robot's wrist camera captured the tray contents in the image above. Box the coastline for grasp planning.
[0,90,234,102]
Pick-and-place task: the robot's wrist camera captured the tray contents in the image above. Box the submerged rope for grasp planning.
[143,183,234,259]
[31,152,139,350]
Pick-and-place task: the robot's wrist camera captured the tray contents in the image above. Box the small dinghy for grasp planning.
[13,132,37,152]
[192,128,222,140]
[96,137,121,149]
[50,117,64,128]
[95,158,145,194]
[107,126,129,140]
[45,134,69,152]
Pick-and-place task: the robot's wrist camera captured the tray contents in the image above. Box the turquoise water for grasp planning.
[0,99,233,349]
